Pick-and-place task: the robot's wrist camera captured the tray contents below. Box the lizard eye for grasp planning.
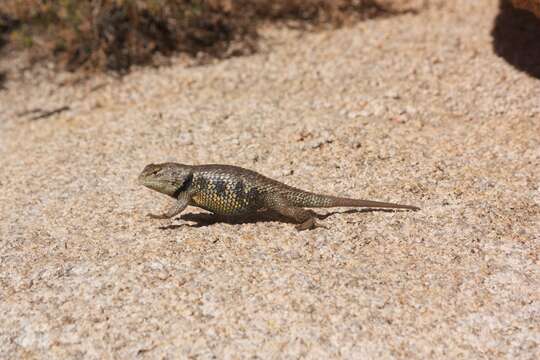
[146,166,162,176]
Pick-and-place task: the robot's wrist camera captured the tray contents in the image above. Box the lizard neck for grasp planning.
[171,172,193,198]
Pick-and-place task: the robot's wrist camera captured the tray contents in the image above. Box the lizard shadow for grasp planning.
[158,208,401,230]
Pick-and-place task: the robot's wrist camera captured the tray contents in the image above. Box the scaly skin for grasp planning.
[138,163,420,230]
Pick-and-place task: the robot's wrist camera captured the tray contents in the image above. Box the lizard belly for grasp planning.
[191,191,258,216]
[191,176,262,216]
[191,194,244,215]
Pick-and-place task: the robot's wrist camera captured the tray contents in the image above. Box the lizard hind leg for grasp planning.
[271,202,326,231]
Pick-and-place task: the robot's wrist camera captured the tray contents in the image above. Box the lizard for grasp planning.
[138,163,420,230]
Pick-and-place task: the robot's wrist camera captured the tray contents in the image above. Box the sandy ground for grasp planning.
[1,0,539,358]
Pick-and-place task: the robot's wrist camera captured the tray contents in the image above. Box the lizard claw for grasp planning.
[295,218,327,231]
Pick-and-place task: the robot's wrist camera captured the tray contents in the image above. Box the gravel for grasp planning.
[0,0,539,358]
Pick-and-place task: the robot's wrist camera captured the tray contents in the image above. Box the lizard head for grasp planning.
[138,163,193,197]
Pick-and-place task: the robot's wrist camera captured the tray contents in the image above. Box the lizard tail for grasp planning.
[324,196,420,210]
[285,190,419,210]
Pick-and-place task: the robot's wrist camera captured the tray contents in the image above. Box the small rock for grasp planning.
[147,261,165,272]
[177,132,193,145]
[347,111,359,119]
[372,103,386,116]
[405,106,417,115]
[359,109,373,117]
[384,90,400,99]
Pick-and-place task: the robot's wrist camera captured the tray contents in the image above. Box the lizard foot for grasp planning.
[295,218,328,231]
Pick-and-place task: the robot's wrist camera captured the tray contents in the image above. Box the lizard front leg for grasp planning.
[148,192,190,219]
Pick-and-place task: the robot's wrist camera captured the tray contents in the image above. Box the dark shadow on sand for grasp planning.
[0,72,5,90]
[491,0,540,78]
[158,208,404,230]
[0,12,19,90]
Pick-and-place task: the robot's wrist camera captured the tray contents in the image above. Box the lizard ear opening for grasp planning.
[172,172,193,198]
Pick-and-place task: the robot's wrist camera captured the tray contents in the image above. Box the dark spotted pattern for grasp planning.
[234,180,244,195]
[190,167,263,215]
[187,164,342,215]
[213,179,226,194]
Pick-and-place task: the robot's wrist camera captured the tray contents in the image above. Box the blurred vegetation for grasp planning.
[0,0,395,72]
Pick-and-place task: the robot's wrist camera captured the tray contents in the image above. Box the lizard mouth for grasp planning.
[137,174,147,186]
[138,174,160,188]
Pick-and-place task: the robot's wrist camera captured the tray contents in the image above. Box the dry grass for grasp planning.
[511,0,540,17]
[0,0,394,72]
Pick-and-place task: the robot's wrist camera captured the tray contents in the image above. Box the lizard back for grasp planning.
[189,164,327,215]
